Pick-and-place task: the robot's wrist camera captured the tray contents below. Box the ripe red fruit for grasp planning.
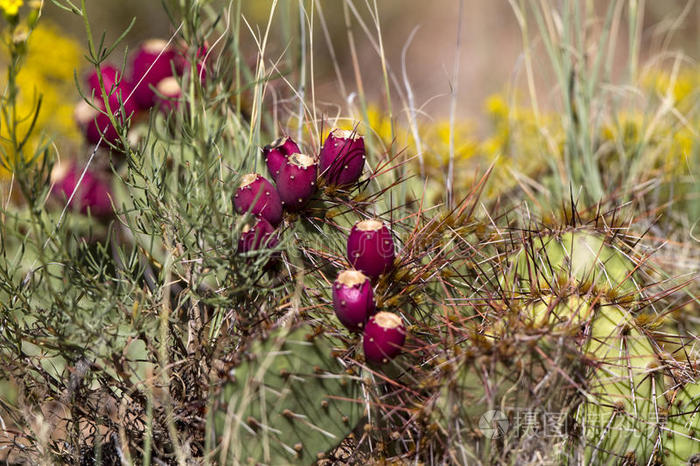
[363,312,406,364]
[155,77,181,113]
[74,102,113,146]
[174,42,208,79]
[51,162,113,218]
[237,217,278,253]
[176,46,208,85]
[276,153,318,211]
[263,137,301,181]
[346,219,395,279]
[86,65,125,97]
[233,174,283,226]
[76,68,136,148]
[131,39,178,110]
[333,270,375,332]
[74,96,135,148]
[319,129,366,186]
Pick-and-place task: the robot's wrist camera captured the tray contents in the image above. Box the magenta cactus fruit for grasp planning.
[74,102,113,146]
[319,129,366,186]
[233,174,283,226]
[86,65,125,96]
[51,162,113,218]
[131,39,178,110]
[155,77,181,113]
[333,270,375,332]
[362,311,406,364]
[263,137,301,181]
[276,153,318,211]
[76,69,136,148]
[346,219,395,279]
[74,100,134,148]
[177,45,208,85]
[237,217,278,253]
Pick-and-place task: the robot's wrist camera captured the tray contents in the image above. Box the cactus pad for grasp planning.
[576,304,665,464]
[663,380,700,465]
[214,326,362,464]
[525,293,595,329]
[505,231,639,298]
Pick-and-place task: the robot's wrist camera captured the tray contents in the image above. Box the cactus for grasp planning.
[319,129,366,187]
[130,39,178,110]
[505,231,640,298]
[276,153,318,211]
[434,226,662,463]
[576,304,665,464]
[233,173,283,226]
[663,380,700,465]
[524,293,595,330]
[347,219,396,280]
[362,311,406,364]
[333,270,375,332]
[433,293,580,444]
[50,161,113,218]
[237,217,278,253]
[155,76,182,112]
[264,137,301,182]
[215,326,362,464]
[85,65,125,95]
[433,299,666,464]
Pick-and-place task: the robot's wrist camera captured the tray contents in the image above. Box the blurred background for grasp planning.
[42,0,699,122]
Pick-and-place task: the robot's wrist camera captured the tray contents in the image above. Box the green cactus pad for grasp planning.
[663,381,700,466]
[505,231,639,297]
[480,294,593,345]
[577,305,665,464]
[525,294,595,329]
[214,326,362,464]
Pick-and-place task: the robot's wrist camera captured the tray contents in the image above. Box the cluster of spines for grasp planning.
[424,220,698,464]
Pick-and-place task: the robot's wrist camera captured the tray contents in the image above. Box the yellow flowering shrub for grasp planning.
[0,22,83,179]
[0,0,23,17]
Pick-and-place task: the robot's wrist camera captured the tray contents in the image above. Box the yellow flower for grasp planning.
[0,0,23,16]
[484,93,508,120]
[1,22,83,179]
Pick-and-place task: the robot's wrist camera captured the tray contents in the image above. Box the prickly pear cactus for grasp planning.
[663,380,700,465]
[505,231,640,298]
[524,293,595,330]
[214,326,362,464]
[576,305,665,464]
[433,297,586,455]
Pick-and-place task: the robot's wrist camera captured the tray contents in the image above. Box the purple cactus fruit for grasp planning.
[193,61,207,85]
[263,137,301,182]
[362,311,406,364]
[51,162,113,218]
[177,45,208,85]
[319,129,366,186]
[346,219,395,279]
[75,101,109,146]
[131,39,178,110]
[75,71,136,148]
[276,153,318,211]
[237,217,278,253]
[333,270,375,332]
[233,174,283,226]
[155,77,181,113]
[86,65,125,96]
[74,101,123,147]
